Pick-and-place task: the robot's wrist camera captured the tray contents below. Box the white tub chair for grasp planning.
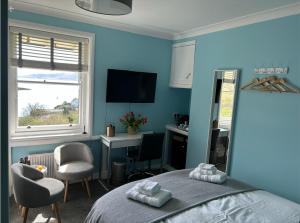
[11,163,64,223]
[54,142,94,202]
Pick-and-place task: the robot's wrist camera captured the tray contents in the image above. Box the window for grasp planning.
[9,23,94,140]
[218,71,236,129]
[17,68,81,129]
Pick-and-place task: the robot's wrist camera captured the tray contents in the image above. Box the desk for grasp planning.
[218,128,229,137]
[100,132,154,186]
[165,124,188,137]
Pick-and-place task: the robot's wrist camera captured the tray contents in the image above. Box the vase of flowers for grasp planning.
[127,126,137,135]
[119,112,148,135]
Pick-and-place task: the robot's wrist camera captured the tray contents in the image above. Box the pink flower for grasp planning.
[120,112,147,129]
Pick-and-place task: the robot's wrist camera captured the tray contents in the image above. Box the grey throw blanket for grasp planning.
[85,169,256,223]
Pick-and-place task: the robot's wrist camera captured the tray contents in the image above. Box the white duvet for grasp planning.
[162,190,300,223]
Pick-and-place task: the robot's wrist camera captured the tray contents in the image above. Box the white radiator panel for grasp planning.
[28,153,55,178]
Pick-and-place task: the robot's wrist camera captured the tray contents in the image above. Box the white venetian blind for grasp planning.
[9,26,89,71]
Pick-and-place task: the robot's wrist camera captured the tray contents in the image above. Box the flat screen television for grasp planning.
[106,69,157,103]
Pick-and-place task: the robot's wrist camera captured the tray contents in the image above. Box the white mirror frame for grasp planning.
[205,69,240,174]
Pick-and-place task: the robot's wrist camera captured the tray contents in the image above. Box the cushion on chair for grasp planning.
[56,161,93,180]
[35,177,64,203]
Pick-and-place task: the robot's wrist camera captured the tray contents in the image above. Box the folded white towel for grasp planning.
[199,168,216,175]
[126,185,172,208]
[198,163,217,171]
[138,180,161,196]
[189,168,227,184]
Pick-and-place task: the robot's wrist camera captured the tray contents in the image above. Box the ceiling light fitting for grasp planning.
[75,0,132,15]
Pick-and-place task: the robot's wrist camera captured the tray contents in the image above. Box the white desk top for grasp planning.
[100,131,154,148]
[217,128,229,132]
[165,124,188,136]
[100,132,143,142]
[213,128,229,137]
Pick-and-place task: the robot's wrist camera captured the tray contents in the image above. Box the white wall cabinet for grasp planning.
[169,41,196,89]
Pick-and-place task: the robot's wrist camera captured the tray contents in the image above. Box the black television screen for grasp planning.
[106,69,157,103]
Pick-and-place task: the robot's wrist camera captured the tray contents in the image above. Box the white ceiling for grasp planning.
[10,0,300,39]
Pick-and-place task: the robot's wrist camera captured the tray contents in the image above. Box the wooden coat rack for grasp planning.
[241,76,300,94]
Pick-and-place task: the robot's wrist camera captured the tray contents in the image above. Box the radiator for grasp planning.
[28,153,56,178]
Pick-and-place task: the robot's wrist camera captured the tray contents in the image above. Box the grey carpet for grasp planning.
[10,180,108,223]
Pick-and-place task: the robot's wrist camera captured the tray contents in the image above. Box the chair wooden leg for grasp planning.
[64,180,69,203]
[22,207,29,223]
[19,205,23,217]
[51,204,55,212]
[84,178,91,198]
[21,207,26,217]
[53,202,61,223]
[81,180,85,188]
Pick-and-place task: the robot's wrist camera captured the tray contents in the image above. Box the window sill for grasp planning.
[9,132,100,147]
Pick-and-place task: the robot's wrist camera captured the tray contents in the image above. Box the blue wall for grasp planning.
[9,11,191,169]
[185,15,300,203]
[9,10,300,204]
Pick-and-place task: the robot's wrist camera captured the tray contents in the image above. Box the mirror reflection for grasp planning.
[208,70,239,172]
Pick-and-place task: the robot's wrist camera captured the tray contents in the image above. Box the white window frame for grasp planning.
[8,20,95,145]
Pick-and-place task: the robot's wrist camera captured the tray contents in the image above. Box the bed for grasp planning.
[85,169,300,223]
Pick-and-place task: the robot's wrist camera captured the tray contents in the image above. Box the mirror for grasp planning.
[206,69,239,173]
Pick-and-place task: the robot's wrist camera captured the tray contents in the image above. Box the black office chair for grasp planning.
[127,133,165,181]
[209,129,220,164]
